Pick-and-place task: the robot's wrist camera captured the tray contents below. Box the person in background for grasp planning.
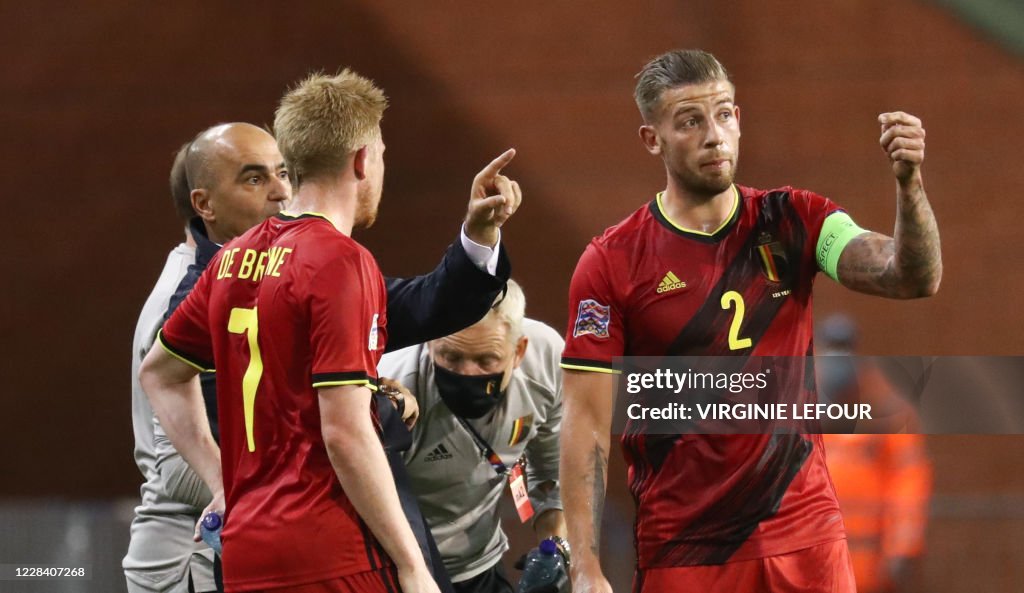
[379,279,567,593]
[142,69,525,593]
[127,103,517,592]
[124,145,215,593]
[820,313,932,593]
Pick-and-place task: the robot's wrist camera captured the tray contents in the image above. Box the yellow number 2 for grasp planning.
[228,307,263,452]
[720,291,753,351]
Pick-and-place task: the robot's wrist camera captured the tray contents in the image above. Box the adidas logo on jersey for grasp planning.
[657,271,687,293]
[424,444,453,462]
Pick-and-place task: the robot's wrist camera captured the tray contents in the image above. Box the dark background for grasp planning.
[2,2,1022,591]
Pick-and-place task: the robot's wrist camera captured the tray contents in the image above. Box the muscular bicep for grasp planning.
[835,231,904,298]
[562,370,616,431]
[140,342,203,395]
[318,384,374,444]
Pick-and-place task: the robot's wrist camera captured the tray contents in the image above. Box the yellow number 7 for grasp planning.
[228,307,263,452]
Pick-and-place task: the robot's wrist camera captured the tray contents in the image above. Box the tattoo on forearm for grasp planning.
[590,443,607,556]
[894,184,942,287]
[838,233,898,293]
[838,183,941,298]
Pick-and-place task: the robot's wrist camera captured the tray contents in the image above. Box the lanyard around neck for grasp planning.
[455,416,508,475]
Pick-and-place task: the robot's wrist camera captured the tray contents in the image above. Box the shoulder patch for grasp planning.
[369,313,380,351]
[573,299,611,339]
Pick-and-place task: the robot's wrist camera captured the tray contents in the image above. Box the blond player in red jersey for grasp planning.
[141,70,520,593]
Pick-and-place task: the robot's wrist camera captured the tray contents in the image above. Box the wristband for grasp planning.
[548,536,572,567]
[381,385,406,419]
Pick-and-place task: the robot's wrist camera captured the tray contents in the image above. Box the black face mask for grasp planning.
[433,364,506,419]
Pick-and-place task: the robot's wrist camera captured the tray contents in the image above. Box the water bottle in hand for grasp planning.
[516,539,569,593]
[200,511,223,556]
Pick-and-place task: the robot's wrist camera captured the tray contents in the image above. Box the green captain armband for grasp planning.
[816,211,869,282]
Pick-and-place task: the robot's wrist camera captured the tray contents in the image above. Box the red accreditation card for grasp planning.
[508,462,534,523]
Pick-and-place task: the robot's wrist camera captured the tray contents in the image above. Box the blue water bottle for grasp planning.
[200,511,223,556]
[516,539,569,593]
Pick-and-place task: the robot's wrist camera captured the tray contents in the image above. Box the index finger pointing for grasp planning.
[477,148,517,180]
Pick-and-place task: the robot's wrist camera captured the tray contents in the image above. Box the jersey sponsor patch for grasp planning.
[657,271,687,293]
[573,299,611,339]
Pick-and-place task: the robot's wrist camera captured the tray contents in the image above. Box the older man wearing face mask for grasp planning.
[378,279,568,593]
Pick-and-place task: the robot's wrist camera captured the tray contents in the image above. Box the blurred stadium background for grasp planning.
[2,1,1022,591]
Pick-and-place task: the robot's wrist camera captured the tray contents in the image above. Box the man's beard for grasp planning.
[354,181,382,229]
[673,159,737,198]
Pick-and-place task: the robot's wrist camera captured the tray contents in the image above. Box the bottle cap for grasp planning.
[202,512,222,530]
[539,539,558,555]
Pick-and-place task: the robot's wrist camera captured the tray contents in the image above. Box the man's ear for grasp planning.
[353,145,368,180]
[191,188,215,224]
[511,335,529,370]
[639,125,661,156]
[735,105,741,137]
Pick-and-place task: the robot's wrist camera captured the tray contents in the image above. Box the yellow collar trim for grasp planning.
[655,185,739,237]
[280,210,329,220]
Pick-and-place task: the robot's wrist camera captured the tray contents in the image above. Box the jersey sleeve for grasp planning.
[560,241,624,374]
[790,189,868,281]
[158,255,218,372]
[308,247,383,391]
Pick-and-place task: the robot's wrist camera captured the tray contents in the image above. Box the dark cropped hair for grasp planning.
[169,141,195,223]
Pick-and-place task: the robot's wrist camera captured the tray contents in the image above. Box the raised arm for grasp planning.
[465,148,521,247]
[560,370,615,593]
[383,149,519,351]
[383,241,508,351]
[836,112,942,299]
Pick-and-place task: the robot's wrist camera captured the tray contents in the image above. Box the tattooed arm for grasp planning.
[560,370,614,593]
[836,112,942,299]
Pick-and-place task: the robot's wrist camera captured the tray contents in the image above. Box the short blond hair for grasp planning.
[489,279,526,341]
[274,69,388,184]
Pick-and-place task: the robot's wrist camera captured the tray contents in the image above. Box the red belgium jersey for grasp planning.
[160,213,390,591]
[562,185,847,567]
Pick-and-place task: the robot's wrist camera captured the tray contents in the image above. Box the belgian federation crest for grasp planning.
[508,414,534,446]
[573,299,611,339]
[754,233,789,284]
